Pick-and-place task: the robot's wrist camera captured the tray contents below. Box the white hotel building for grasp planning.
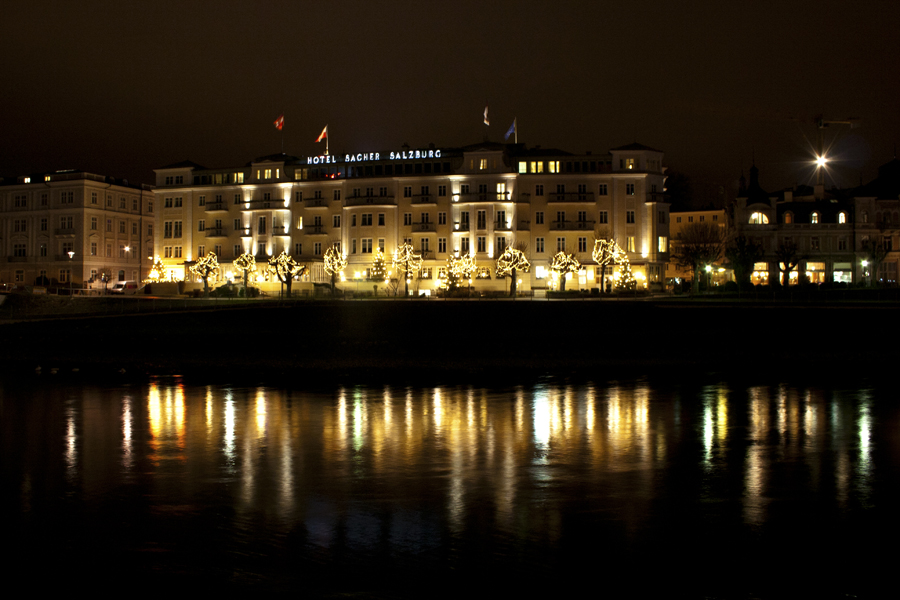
[152,141,670,293]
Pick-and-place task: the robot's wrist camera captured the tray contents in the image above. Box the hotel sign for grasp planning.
[307,148,442,165]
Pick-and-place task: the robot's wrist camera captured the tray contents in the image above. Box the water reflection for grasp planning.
[4,377,896,595]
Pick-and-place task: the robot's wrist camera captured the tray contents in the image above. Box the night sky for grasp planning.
[2,0,897,205]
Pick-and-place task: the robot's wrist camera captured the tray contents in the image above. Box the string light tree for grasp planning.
[146,257,166,283]
[189,251,220,298]
[592,238,628,294]
[323,244,347,297]
[443,253,477,296]
[614,258,637,293]
[550,251,581,292]
[233,252,257,297]
[495,244,530,297]
[370,247,387,295]
[267,251,306,298]
[392,243,423,297]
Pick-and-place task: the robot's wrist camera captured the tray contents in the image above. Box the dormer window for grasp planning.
[838,212,846,224]
[625,158,635,170]
[749,212,769,224]
[810,212,819,224]
[784,212,793,224]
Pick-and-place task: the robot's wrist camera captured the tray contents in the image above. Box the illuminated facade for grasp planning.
[152,142,670,294]
[666,208,728,285]
[733,160,900,286]
[0,171,153,288]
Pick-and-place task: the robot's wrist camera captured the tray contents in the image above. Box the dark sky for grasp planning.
[2,0,897,204]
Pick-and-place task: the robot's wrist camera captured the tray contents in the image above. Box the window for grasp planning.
[295,243,302,256]
[548,161,559,173]
[884,236,893,252]
[699,215,705,222]
[626,210,635,224]
[626,184,635,195]
[61,191,74,204]
[119,220,126,234]
[314,243,322,255]
[811,212,819,224]
[658,211,666,224]
[174,197,183,207]
[119,196,126,209]
[14,219,27,232]
[838,212,847,224]
[535,237,544,253]
[578,237,587,252]
[233,245,241,257]
[438,237,447,253]
[378,239,385,252]
[477,210,486,229]
[421,238,430,253]
[333,190,341,201]
[174,221,182,238]
[535,212,544,225]
[535,184,544,197]
[599,211,608,224]
[362,239,373,253]
[496,210,506,228]
[599,184,608,195]
[784,212,793,224]
[838,238,847,251]
[132,223,138,235]
[362,213,373,226]
[627,236,635,252]
[198,195,206,206]
[258,216,267,235]
[438,185,447,197]
[658,236,668,253]
[810,237,820,251]
[557,238,566,252]
[13,243,26,257]
[198,245,205,257]
[378,213,385,226]
[333,215,341,228]
[460,237,470,254]
[198,220,205,232]
[749,212,769,224]
[624,158,635,170]
[477,237,486,252]
[403,213,412,226]
[40,218,47,231]
[404,186,412,198]
[107,219,114,233]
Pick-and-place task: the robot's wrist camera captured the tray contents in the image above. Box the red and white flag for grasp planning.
[315,125,328,143]
[483,106,489,126]
[274,114,284,130]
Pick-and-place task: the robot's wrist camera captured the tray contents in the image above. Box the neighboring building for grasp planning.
[666,208,728,285]
[731,158,900,286]
[152,141,670,293]
[0,170,154,288]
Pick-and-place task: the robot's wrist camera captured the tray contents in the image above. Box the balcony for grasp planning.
[304,198,330,209]
[205,202,228,212]
[410,194,435,205]
[455,192,511,203]
[7,255,27,262]
[494,221,512,231]
[345,195,396,207]
[412,222,436,233]
[271,226,289,236]
[241,199,289,211]
[301,225,328,236]
[548,192,595,203]
[454,223,470,232]
[237,227,252,237]
[550,220,595,231]
[204,227,227,238]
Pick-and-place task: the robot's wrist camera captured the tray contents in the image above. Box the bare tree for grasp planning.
[673,221,724,293]
[233,252,257,294]
[189,252,220,297]
[592,237,627,293]
[495,242,530,297]
[861,237,889,287]
[550,251,581,292]
[267,251,306,297]
[323,244,347,296]
[774,240,801,287]
[392,243,423,297]
[725,236,763,290]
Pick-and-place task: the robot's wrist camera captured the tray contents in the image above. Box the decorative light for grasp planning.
[233,252,257,289]
[323,246,348,276]
[495,246,530,278]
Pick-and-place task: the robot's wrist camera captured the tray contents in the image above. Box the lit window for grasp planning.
[784,212,793,224]
[749,212,769,224]
[838,212,846,224]
[810,212,819,224]
[658,236,668,253]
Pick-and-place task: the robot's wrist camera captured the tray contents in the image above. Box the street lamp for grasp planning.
[67,251,74,296]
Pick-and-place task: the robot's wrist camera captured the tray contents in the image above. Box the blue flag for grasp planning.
[504,118,516,141]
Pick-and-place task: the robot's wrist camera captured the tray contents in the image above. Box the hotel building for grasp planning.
[151,141,670,294]
[0,171,154,288]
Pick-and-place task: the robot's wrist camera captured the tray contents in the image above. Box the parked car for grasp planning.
[109,281,139,295]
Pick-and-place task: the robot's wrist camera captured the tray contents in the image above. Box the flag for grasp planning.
[274,114,284,130]
[483,106,489,126]
[315,125,328,143]
[504,118,516,141]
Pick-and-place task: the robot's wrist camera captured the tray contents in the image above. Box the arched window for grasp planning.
[749,212,769,224]
[863,211,869,223]
[810,212,819,224]
[784,212,793,224]
[838,212,846,224]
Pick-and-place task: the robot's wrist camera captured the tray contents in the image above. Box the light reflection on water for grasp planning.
[3,377,898,596]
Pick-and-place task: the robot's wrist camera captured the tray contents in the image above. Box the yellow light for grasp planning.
[816,155,828,168]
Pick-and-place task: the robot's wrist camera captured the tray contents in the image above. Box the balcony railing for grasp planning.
[301,225,327,235]
[237,227,252,237]
[205,202,228,212]
[455,192,511,203]
[411,194,435,204]
[204,227,227,237]
[55,228,77,235]
[548,192,595,203]
[271,226,289,236]
[550,220,596,231]
[412,222,436,232]
[304,198,329,209]
[345,195,395,207]
[494,221,512,231]
[241,199,289,211]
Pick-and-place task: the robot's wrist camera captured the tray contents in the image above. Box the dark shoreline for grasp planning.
[0,299,893,385]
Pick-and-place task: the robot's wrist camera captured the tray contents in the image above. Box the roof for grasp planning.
[610,142,663,153]
[156,160,207,171]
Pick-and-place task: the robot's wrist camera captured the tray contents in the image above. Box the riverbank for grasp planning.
[0,298,894,383]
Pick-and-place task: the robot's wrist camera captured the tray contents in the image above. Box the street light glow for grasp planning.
[815,155,828,168]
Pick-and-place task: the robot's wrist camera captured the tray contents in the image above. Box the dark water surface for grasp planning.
[2,376,898,598]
